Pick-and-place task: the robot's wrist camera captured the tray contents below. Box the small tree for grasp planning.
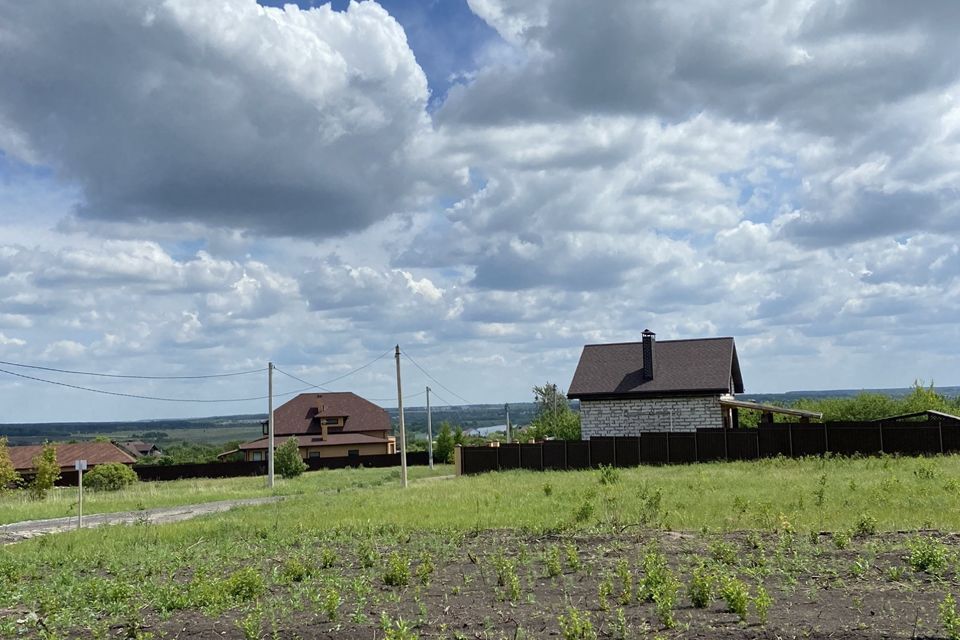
[434,422,455,464]
[275,437,307,479]
[29,442,60,500]
[528,382,581,440]
[85,463,138,491]
[0,437,20,493]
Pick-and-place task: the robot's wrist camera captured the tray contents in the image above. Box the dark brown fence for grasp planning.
[458,420,960,475]
[52,451,431,486]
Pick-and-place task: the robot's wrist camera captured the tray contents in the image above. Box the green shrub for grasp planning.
[908,536,949,575]
[598,465,620,486]
[545,545,563,577]
[688,565,714,608]
[853,513,878,537]
[719,576,750,621]
[652,570,679,628]
[0,437,21,492]
[558,607,596,640]
[85,462,138,491]
[275,437,307,479]
[565,542,581,572]
[639,547,669,602]
[415,552,434,585]
[224,567,265,602]
[615,559,633,605]
[941,593,960,640]
[832,530,851,550]
[383,551,411,587]
[753,584,773,625]
[28,442,60,500]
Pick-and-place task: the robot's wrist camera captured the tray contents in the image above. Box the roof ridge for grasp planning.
[582,337,733,347]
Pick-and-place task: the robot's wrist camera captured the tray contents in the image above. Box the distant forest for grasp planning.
[2,385,959,446]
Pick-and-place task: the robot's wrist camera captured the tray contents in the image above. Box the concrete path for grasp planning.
[0,496,283,545]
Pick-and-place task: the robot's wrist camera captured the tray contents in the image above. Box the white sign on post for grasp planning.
[75,460,87,529]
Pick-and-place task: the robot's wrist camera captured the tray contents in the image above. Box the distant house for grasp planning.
[234,392,396,462]
[8,441,137,477]
[567,330,746,438]
[118,441,163,458]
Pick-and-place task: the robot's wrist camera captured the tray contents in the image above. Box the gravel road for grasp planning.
[0,496,283,545]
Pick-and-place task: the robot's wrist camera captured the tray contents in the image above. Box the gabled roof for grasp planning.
[273,392,390,436]
[118,441,161,457]
[239,432,393,450]
[8,441,137,472]
[568,337,744,399]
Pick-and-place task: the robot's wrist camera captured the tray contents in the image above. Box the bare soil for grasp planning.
[139,529,956,639]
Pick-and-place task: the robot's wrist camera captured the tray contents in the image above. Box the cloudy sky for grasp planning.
[1,0,958,422]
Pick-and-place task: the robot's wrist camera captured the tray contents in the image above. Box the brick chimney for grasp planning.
[642,329,656,381]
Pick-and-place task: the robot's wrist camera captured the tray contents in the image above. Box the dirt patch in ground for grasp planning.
[125,528,958,640]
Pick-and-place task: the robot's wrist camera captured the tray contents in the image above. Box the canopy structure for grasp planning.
[719,395,823,425]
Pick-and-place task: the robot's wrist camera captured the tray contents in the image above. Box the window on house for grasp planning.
[309,451,322,459]
[347,449,360,457]
[251,451,264,461]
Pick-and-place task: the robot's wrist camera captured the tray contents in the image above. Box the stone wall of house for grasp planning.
[580,395,723,439]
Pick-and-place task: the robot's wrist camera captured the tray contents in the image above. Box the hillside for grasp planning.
[2,385,958,445]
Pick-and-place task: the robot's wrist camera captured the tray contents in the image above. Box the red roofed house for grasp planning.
[8,441,137,478]
[237,392,396,462]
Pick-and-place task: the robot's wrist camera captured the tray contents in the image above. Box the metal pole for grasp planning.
[426,386,433,469]
[267,362,274,488]
[77,468,83,530]
[395,346,408,487]
[505,403,511,444]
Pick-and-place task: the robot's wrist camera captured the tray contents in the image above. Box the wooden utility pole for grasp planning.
[395,346,408,487]
[426,386,433,469]
[505,403,511,443]
[267,361,275,488]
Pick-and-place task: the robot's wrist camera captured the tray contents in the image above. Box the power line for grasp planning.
[0,358,265,380]
[400,350,472,405]
[288,348,394,388]
[368,390,426,403]
[0,366,314,403]
[273,368,333,392]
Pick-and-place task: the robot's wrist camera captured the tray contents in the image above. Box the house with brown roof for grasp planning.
[118,441,163,458]
[8,441,137,477]
[235,392,396,462]
[567,330,745,438]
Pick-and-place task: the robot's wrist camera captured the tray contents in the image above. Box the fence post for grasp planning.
[788,423,794,457]
[939,420,944,454]
[693,430,699,463]
[723,428,729,460]
[666,433,671,464]
[879,422,884,453]
[823,423,829,455]
[539,442,544,471]
[563,440,569,470]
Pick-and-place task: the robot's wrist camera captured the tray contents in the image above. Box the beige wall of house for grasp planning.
[244,439,396,461]
[300,442,391,458]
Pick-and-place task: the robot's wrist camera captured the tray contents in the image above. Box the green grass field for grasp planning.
[3,455,960,638]
[0,465,452,525]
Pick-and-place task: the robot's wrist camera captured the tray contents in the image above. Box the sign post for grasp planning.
[74,460,88,529]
